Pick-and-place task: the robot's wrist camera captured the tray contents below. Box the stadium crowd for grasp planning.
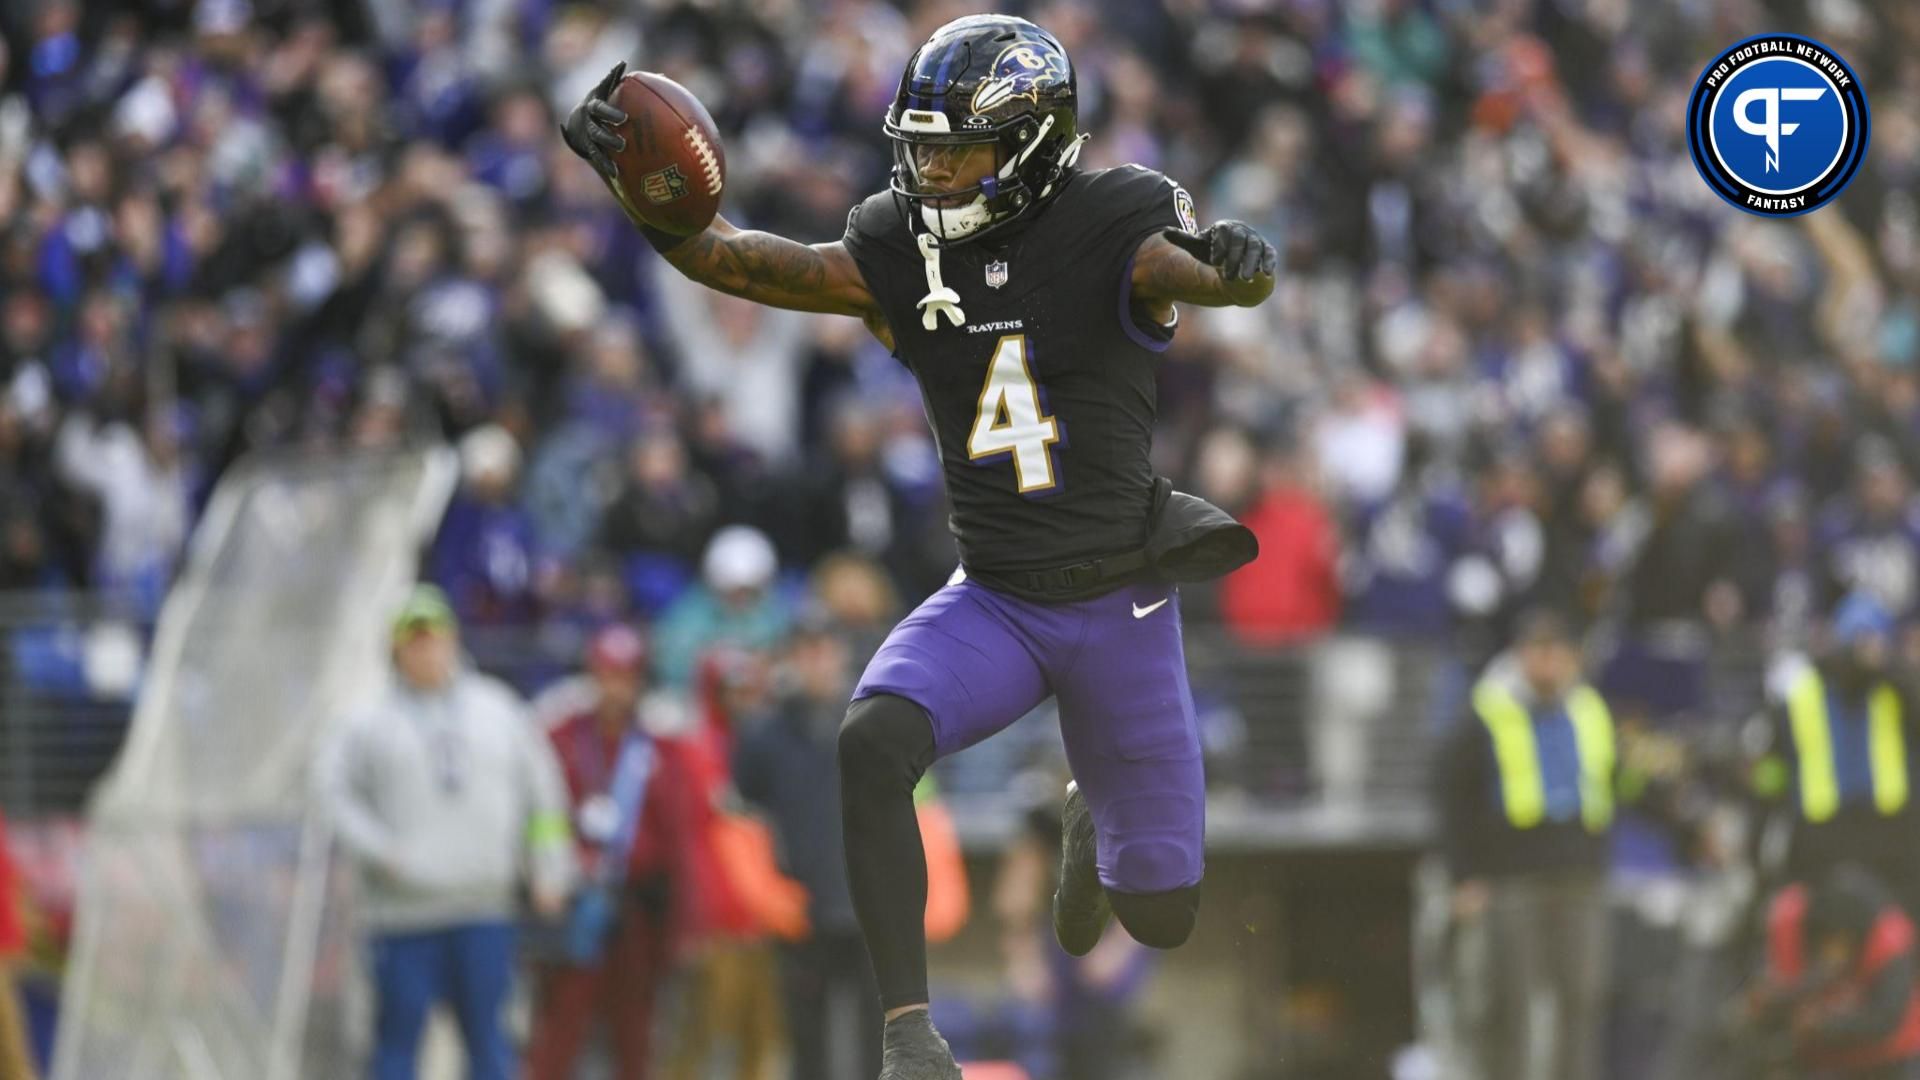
[5,0,1920,1076]
[0,0,1916,682]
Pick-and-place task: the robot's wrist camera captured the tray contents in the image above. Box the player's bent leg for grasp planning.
[1056,770,1206,954]
[1107,883,1203,950]
[1052,582,1209,952]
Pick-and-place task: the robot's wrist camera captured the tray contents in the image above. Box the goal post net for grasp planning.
[53,446,458,1080]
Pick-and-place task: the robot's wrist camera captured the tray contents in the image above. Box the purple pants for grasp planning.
[853,572,1205,894]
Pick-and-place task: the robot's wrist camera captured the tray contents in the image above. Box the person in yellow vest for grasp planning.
[1753,592,1920,918]
[1434,609,1616,1080]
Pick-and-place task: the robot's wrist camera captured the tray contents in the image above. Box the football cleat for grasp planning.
[879,1009,963,1080]
[1052,779,1112,957]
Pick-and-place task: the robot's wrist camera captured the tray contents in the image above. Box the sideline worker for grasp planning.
[1434,609,1616,1080]
[1754,592,1920,916]
[320,585,574,1080]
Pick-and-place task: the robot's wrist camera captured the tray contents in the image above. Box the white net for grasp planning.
[53,446,457,1080]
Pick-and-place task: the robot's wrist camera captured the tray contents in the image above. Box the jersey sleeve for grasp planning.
[840,190,892,259]
[841,191,912,302]
[1087,165,1198,352]
[841,190,925,348]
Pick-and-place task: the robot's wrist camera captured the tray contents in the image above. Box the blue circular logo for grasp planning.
[1687,34,1869,217]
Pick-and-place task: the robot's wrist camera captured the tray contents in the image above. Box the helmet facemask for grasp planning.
[892,136,1004,242]
[887,112,1078,244]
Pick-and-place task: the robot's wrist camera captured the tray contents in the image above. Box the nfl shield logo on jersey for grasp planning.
[985,260,1009,288]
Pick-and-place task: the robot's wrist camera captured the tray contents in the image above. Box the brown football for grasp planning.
[605,71,726,236]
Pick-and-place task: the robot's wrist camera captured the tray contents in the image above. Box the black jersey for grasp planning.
[842,165,1194,597]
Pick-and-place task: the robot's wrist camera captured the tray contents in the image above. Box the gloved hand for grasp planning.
[560,61,631,178]
[1162,219,1277,283]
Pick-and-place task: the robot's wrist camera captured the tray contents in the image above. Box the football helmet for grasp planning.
[883,15,1085,245]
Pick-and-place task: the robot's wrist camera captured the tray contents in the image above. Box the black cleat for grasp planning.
[1052,780,1111,957]
[880,1009,963,1080]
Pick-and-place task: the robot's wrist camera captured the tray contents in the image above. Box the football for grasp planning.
[605,71,726,236]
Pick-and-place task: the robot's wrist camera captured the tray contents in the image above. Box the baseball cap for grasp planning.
[588,623,648,673]
[1833,591,1894,647]
[459,424,521,487]
[391,584,457,641]
[702,525,778,593]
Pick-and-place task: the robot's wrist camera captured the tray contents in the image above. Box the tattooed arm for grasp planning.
[1130,222,1277,322]
[657,216,893,350]
[658,217,866,313]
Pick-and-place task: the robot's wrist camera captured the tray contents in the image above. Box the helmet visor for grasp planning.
[891,135,1002,201]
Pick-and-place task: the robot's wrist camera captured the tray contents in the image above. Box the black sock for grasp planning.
[838,694,939,1011]
[1108,883,1203,949]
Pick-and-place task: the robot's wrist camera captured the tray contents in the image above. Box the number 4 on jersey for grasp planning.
[968,335,1060,493]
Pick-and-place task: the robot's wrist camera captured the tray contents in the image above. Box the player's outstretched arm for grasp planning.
[665,223,893,348]
[560,64,889,343]
[660,218,876,320]
[1132,221,1277,312]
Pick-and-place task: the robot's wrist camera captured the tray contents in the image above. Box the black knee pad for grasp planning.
[1108,884,1202,950]
[837,694,938,797]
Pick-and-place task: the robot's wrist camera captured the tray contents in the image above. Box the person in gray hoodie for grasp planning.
[318,584,574,1080]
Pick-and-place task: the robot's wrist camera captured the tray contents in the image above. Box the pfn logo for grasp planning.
[1732,86,1828,172]
[1687,34,1869,217]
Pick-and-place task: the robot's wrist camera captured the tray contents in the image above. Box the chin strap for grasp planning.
[916,231,965,330]
[1043,133,1089,199]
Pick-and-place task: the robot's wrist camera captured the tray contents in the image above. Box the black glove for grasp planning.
[1162,220,1277,283]
[561,62,630,179]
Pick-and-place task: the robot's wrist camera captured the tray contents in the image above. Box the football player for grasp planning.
[564,15,1275,1079]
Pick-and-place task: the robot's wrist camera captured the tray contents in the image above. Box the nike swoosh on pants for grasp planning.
[1132,598,1169,619]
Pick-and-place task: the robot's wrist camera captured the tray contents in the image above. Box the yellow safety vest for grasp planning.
[1785,670,1907,823]
[1473,682,1615,832]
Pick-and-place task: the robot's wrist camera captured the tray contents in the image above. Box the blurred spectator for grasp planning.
[1467,450,1549,638]
[557,317,657,448]
[528,624,704,1080]
[316,585,573,1080]
[1715,419,1796,629]
[1752,594,1920,918]
[808,551,902,660]
[1602,423,1737,719]
[1531,409,1596,611]
[1343,435,1476,639]
[427,424,539,625]
[599,430,720,614]
[1435,610,1616,1080]
[1742,865,1920,1079]
[1314,374,1405,507]
[0,811,33,1080]
[1814,444,1920,622]
[0,495,66,593]
[1767,493,1823,646]
[664,646,787,1080]
[654,525,791,687]
[52,406,188,609]
[778,398,922,582]
[655,270,810,464]
[1219,436,1338,647]
[734,620,883,1080]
